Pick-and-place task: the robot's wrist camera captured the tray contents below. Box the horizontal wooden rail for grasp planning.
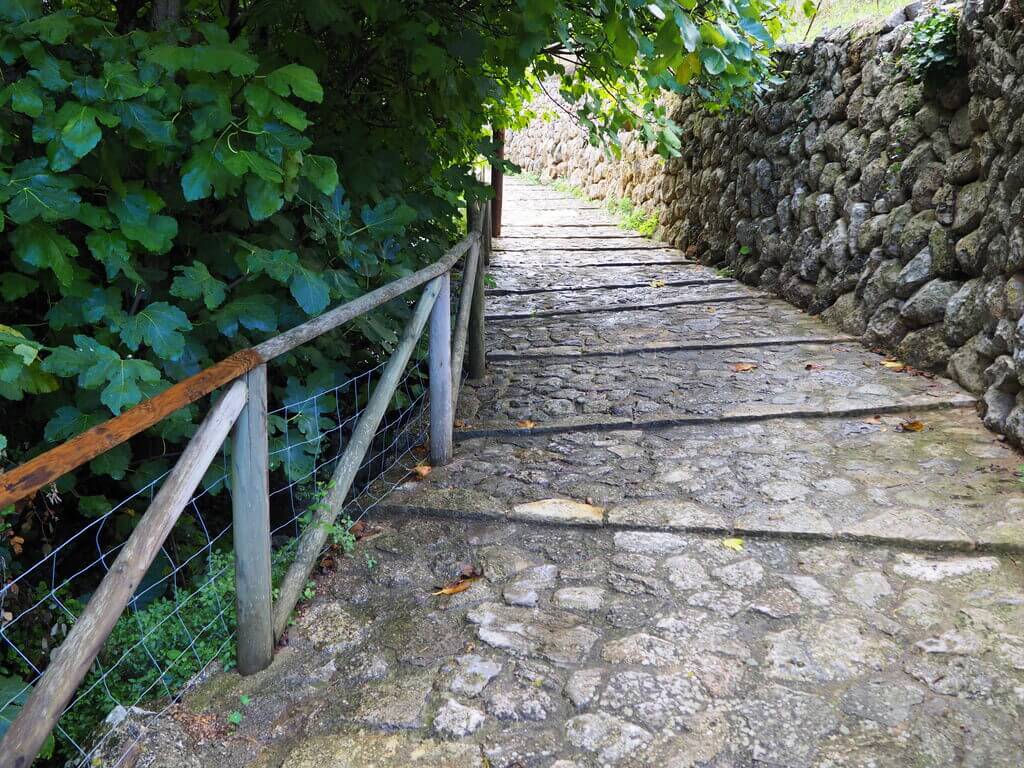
[0,236,477,511]
[0,381,248,768]
[0,351,261,510]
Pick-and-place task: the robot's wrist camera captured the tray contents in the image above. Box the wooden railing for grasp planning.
[0,201,493,768]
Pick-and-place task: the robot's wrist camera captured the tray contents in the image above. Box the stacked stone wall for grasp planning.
[507,0,1024,444]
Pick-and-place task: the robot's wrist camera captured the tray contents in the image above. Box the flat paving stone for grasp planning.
[118,515,1024,768]
[485,280,755,318]
[385,409,1021,550]
[488,262,720,293]
[492,247,692,266]
[487,298,848,356]
[456,341,973,428]
[496,237,668,251]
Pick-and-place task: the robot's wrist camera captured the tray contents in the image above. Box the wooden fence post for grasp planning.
[231,365,273,675]
[491,128,504,238]
[468,204,487,379]
[429,273,453,466]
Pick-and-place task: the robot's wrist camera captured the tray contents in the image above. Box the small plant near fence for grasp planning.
[903,8,962,83]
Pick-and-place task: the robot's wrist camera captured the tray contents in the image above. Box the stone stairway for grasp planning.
[117,177,1024,768]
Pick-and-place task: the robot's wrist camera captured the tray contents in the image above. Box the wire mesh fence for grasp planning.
[0,349,436,766]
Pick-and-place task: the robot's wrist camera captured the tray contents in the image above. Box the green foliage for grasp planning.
[904,8,962,83]
[0,676,54,758]
[40,545,294,752]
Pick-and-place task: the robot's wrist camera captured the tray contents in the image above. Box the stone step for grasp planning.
[484,281,756,318]
[495,237,666,250]
[383,408,1022,553]
[487,262,720,293]
[491,248,691,267]
[486,298,856,353]
[498,227,643,238]
[457,340,974,427]
[488,335,859,361]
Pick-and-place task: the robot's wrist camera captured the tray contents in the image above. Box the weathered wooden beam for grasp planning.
[428,274,453,466]
[271,277,444,641]
[0,381,247,768]
[0,351,262,510]
[468,204,488,379]
[253,237,473,361]
[231,365,273,675]
[491,128,504,237]
[450,239,480,396]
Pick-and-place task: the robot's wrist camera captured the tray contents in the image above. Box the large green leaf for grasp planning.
[302,154,338,194]
[289,268,330,315]
[117,302,192,359]
[8,78,43,116]
[214,295,278,337]
[85,230,142,283]
[42,335,162,414]
[10,220,76,286]
[0,158,80,223]
[171,262,227,309]
[265,64,324,102]
[245,177,284,221]
[110,188,178,254]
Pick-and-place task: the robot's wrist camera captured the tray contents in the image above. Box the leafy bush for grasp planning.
[904,8,962,83]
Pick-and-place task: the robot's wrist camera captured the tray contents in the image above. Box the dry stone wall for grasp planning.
[507,0,1024,446]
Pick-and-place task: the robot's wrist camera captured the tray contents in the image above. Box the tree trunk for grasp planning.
[151,0,181,28]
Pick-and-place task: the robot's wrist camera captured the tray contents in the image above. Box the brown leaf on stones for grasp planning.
[411,464,432,479]
[881,359,908,372]
[729,362,757,373]
[433,575,480,596]
[650,279,666,288]
[350,520,382,541]
[517,418,537,429]
[896,420,926,432]
[454,419,467,428]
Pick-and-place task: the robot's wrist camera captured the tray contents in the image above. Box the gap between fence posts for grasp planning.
[231,365,273,675]
[271,276,445,641]
[0,381,248,768]
[429,274,454,466]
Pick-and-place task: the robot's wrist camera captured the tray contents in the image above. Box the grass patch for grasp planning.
[784,0,910,42]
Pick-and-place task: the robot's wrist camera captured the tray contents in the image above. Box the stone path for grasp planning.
[119,177,1024,767]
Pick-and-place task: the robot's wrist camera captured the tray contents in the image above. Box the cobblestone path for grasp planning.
[121,178,1024,767]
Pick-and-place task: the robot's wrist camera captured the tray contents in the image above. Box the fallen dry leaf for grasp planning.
[432,576,480,596]
[454,419,466,429]
[516,419,537,429]
[411,464,432,479]
[722,538,744,552]
[881,359,907,372]
[729,362,758,373]
[650,279,666,288]
[896,420,926,432]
